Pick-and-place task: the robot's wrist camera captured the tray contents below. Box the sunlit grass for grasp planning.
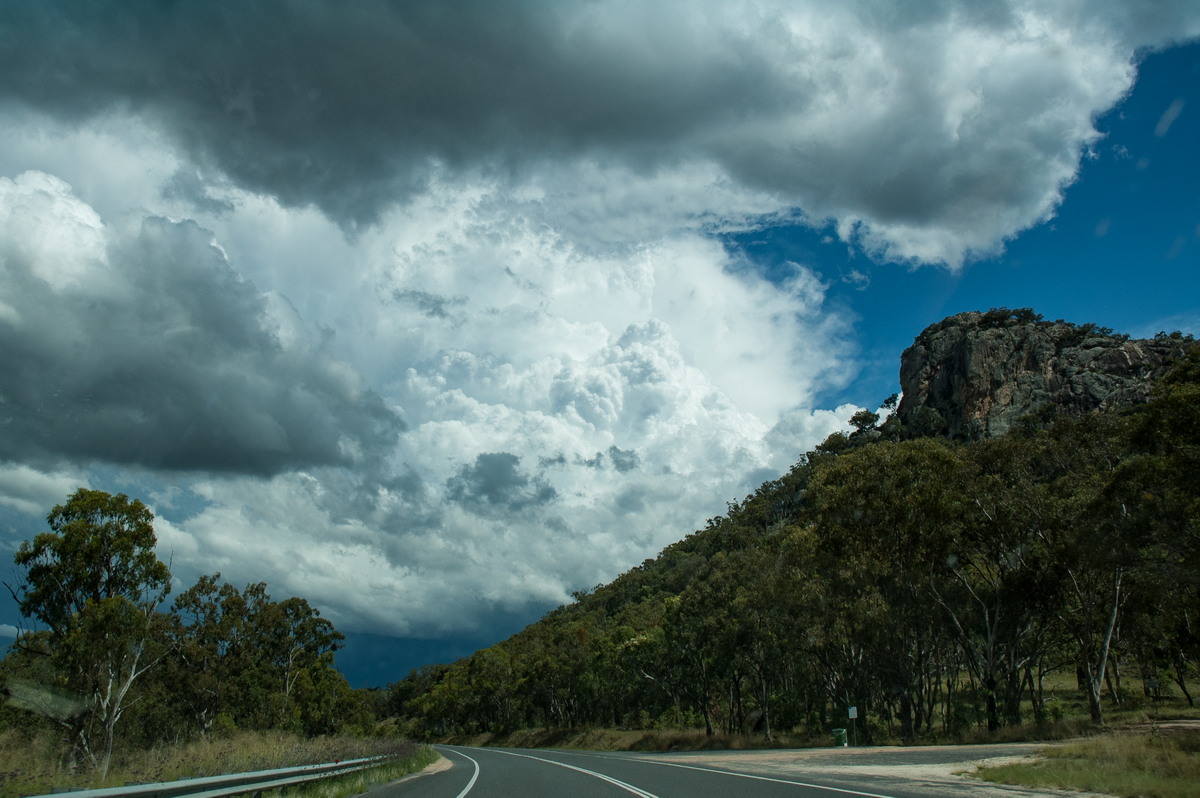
[976,730,1200,798]
[0,730,435,798]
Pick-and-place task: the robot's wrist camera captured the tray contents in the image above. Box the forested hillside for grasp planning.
[388,315,1200,743]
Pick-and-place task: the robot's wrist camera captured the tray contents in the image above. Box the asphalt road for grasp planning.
[368,742,1078,798]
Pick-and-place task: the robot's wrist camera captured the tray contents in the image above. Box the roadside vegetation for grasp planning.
[433,693,1199,752]
[0,730,434,798]
[976,727,1200,798]
[263,745,440,798]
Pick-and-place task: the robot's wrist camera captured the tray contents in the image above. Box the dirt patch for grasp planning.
[1145,719,1200,732]
[371,754,453,790]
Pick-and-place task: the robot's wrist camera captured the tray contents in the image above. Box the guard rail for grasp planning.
[28,754,399,798]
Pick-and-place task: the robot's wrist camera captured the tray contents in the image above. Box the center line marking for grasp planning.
[609,757,899,798]
[445,749,479,798]
[487,749,661,798]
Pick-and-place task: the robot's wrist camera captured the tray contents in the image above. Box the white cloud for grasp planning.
[0,172,110,291]
[765,404,866,473]
[0,464,88,518]
[0,624,18,639]
[0,159,853,637]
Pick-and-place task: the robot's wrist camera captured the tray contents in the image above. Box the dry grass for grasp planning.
[0,731,62,797]
[949,716,1097,745]
[445,726,832,752]
[0,730,434,798]
[976,729,1200,798]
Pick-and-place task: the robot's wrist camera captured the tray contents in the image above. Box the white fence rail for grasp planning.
[28,755,398,798]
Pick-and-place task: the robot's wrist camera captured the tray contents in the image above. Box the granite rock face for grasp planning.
[896,309,1195,441]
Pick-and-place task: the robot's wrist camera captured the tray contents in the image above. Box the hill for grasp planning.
[386,309,1199,744]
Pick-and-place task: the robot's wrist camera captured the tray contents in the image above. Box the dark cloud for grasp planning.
[537,453,567,468]
[0,196,403,474]
[607,445,639,473]
[579,452,604,469]
[0,0,785,229]
[4,0,1187,258]
[614,485,650,515]
[393,289,466,320]
[161,169,236,216]
[576,446,639,471]
[446,452,557,512]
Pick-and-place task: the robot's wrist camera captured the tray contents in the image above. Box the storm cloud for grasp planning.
[447,452,557,512]
[2,1,1197,262]
[0,172,402,474]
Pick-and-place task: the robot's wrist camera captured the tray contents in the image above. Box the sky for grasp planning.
[1,1,1198,688]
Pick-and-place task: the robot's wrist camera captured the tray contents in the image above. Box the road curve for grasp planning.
[367,742,1088,798]
[369,745,906,798]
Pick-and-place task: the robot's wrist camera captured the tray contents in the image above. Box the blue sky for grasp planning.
[0,3,1197,687]
[735,39,1200,413]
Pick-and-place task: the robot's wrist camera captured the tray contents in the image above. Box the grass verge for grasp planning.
[257,746,441,798]
[441,715,1119,753]
[0,730,436,798]
[445,727,835,751]
[975,729,1200,798]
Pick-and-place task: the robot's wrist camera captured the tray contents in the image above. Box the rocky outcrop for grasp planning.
[897,309,1195,441]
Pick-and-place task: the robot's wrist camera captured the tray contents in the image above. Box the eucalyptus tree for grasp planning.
[808,439,967,740]
[168,573,255,734]
[1028,413,1141,726]
[167,576,346,733]
[721,542,797,739]
[945,433,1070,730]
[666,553,744,735]
[1082,346,1200,714]
[10,489,171,775]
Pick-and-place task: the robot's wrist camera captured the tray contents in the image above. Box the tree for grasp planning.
[167,573,254,735]
[10,489,171,775]
[1033,415,1137,726]
[166,576,346,734]
[808,439,967,740]
[265,596,345,729]
[945,435,1070,730]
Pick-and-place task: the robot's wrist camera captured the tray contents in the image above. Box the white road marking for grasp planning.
[608,757,899,798]
[448,750,480,798]
[486,749,661,798]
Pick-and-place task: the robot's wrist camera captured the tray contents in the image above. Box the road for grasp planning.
[368,742,1098,798]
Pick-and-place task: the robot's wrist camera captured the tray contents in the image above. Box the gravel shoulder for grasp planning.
[641,743,1112,798]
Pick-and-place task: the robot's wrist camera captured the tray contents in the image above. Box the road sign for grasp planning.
[848,706,858,719]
